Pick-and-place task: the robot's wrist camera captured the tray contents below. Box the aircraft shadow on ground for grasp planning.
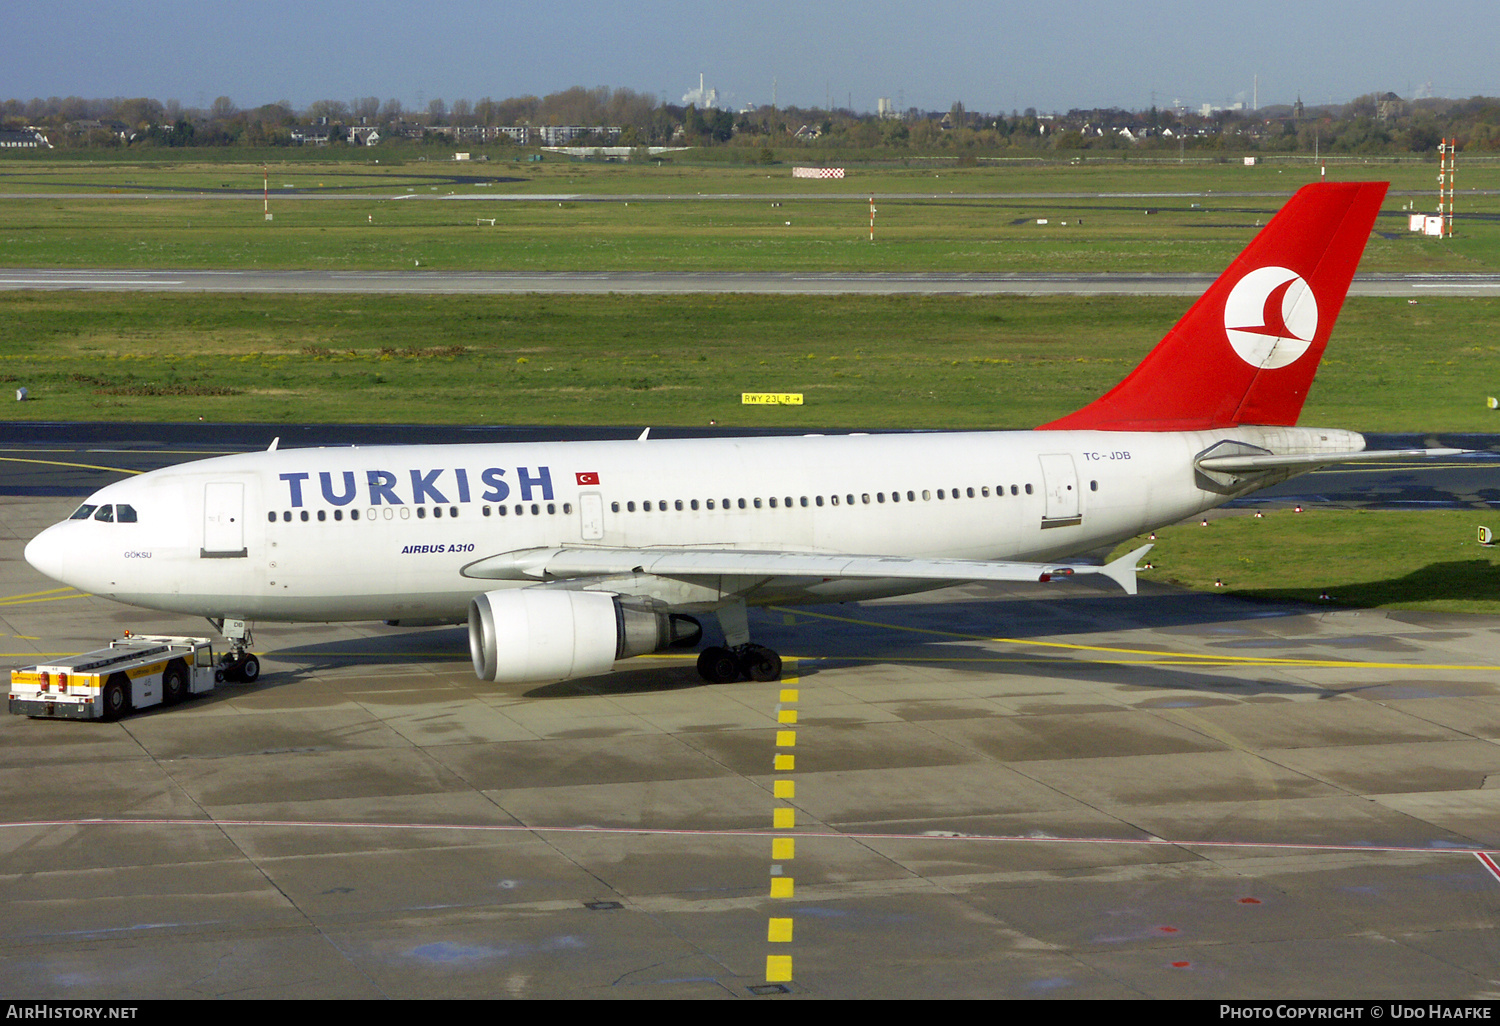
[751,591,1358,700]
[1226,559,1500,608]
[245,585,1380,700]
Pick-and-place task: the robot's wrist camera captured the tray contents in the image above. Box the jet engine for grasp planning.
[468,589,702,683]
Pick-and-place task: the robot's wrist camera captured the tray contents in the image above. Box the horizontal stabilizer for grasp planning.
[1195,447,1465,474]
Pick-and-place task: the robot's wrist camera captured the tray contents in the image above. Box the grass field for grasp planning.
[2,153,1497,614]
[2,155,1499,272]
[2,291,1498,431]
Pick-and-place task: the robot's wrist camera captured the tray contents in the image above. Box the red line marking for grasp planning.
[1474,852,1500,883]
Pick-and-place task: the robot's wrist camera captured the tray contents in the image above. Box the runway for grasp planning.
[3,428,1500,998]
[2,268,1500,296]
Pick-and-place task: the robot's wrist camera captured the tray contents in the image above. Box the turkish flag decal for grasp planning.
[576,471,600,486]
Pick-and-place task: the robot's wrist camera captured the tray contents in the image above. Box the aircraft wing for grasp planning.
[461,543,1153,596]
[1195,447,1465,474]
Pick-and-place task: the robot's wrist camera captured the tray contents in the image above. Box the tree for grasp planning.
[307,99,350,122]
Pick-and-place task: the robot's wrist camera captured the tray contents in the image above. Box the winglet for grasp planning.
[1099,543,1152,596]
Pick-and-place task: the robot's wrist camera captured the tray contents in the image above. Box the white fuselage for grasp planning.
[25,425,1362,624]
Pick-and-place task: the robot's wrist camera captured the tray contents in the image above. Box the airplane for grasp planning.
[23,180,1455,689]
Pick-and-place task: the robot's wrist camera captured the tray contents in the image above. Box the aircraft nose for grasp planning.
[24,524,71,584]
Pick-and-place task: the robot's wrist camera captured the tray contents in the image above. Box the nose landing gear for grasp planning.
[208,616,261,683]
[217,651,261,684]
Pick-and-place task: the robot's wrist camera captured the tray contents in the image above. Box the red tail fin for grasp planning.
[1039,181,1387,432]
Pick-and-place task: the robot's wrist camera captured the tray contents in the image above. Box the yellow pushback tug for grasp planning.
[10,635,219,721]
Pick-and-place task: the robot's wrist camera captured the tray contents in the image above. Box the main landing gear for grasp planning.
[694,601,783,684]
[208,616,261,684]
[696,643,782,684]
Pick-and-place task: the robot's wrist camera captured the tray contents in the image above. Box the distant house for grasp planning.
[0,129,51,148]
[290,125,334,146]
[347,127,380,146]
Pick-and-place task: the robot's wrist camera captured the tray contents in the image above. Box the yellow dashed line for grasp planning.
[767,669,799,985]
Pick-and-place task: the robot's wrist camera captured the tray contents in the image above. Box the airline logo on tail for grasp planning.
[1037,180,1385,431]
[1223,266,1319,370]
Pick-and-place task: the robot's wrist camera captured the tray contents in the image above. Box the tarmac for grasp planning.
[4,488,1500,999]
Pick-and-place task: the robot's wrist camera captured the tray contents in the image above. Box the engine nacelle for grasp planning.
[468,589,701,683]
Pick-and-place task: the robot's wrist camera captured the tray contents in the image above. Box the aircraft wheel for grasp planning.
[697,646,742,684]
[742,645,782,682]
[239,655,261,683]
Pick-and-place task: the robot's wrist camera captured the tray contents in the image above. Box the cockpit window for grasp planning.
[116,504,137,523]
[69,504,98,521]
[93,505,114,523]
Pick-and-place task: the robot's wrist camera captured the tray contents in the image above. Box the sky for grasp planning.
[7,1,1498,115]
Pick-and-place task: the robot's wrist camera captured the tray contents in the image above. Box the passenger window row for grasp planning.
[86,477,1100,532]
[606,482,1081,514]
[268,503,575,523]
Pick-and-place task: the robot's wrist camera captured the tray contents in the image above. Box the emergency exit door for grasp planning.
[579,492,605,541]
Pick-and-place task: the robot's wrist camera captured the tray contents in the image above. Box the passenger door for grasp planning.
[1038,454,1082,528]
[202,482,247,557]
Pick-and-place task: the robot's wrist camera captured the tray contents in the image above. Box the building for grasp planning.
[0,129,51,148]
[533,126,621,146]
[290,125,334,146]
